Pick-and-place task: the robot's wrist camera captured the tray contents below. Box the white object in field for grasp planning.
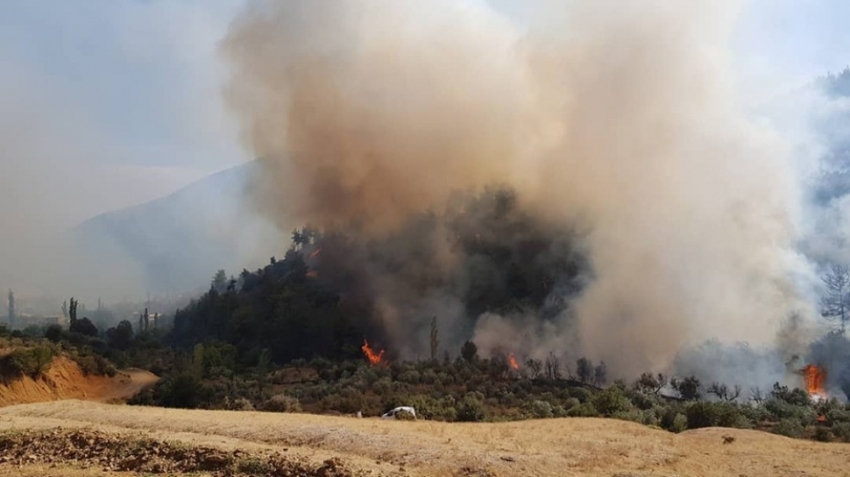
[381,406,416,419]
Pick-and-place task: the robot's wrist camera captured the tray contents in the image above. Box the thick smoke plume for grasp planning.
[222,1,817,379]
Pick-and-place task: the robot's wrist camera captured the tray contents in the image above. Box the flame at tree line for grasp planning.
[362,340,385,365]
[802,364,827,399]
[508,352,519,371]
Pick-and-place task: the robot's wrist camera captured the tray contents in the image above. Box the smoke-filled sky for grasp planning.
[0,0,848,320]
[219,0,846,380]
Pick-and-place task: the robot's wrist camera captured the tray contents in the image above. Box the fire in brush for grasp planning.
[361,339,385,365]
[508,352,520,371]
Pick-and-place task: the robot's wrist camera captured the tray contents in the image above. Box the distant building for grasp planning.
[14,314,62,329]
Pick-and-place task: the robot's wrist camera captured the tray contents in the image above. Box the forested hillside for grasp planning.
[169,185,587,365]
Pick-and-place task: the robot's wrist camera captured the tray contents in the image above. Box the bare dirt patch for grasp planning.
[0,357,158,407]
[0,428,362,476]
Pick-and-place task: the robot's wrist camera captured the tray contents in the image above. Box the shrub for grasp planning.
[570,387,592,403]
[44,325,64,343]
[814,426,832,442]
[527,400,554,419]
[566,402,598,418]
[764,399,816,425]
[592,387,632,417]
[820,401,850,426]
[236,458,271,474]
[398,370,421,384]
[456,394,486,422]
[672,376,701,400]
[685,402,746,429]
[611,409,646,424]
[228,397,255,411]
[0,346,56,379]
[394,409,416,420]
[739,402,771,424]
[69,317,99,338]
[774,418,804,438]
[659,406,687,433]
[626,390,658,410]
[143,373,212,409]
[770,383,810,406]
[563,397,581,410]
[264,394,302,412]
[671,413,688,433]
[72,353,117,377]
[831,422,850,442]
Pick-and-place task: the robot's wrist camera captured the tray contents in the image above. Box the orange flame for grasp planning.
[361,339,385,365]
[508,352,519,371]
[309,247,323,259]
[803,364,827,399]
[306,270,318,278]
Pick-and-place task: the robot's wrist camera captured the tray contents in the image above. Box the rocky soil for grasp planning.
[0,428,363,477]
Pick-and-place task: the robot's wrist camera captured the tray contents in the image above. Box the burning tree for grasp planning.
[820,264,850,335]
[802,364,827,400]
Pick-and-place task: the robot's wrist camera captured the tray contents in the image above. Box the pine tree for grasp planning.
[822,264,850,334]
[429,316,439,362]
[69,298,78,325]
[7,290,14,329]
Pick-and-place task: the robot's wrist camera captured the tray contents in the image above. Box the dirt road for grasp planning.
[94,368,159,402]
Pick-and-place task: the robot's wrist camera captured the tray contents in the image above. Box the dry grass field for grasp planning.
[0,400,845,476]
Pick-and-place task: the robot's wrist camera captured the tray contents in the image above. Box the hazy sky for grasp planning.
[0,0,847,226]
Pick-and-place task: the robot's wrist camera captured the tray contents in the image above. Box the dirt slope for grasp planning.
[0,400,846,476]
[0,357,158,407]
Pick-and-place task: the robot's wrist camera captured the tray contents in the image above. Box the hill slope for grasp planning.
[0,400,846,476]
[0,357,157,407]
[74,160,279,295]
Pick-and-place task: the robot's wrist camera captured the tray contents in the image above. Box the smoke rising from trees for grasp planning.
[222,0,824,379]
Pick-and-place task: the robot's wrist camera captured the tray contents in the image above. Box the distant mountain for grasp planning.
[74,160,281,296]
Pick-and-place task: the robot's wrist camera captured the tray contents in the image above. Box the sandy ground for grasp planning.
[0,400,847,476]
[0,357,158,407]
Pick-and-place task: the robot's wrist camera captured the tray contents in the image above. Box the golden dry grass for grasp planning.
[0,400,847,476]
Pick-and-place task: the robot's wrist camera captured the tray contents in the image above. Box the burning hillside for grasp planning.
[222,1,817,379]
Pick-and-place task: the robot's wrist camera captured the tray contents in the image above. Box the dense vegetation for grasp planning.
[12,240,850,444]
[124,344,850,443]
[0,327,116,382]
[12,185,850,444]
[13,307,850,442]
